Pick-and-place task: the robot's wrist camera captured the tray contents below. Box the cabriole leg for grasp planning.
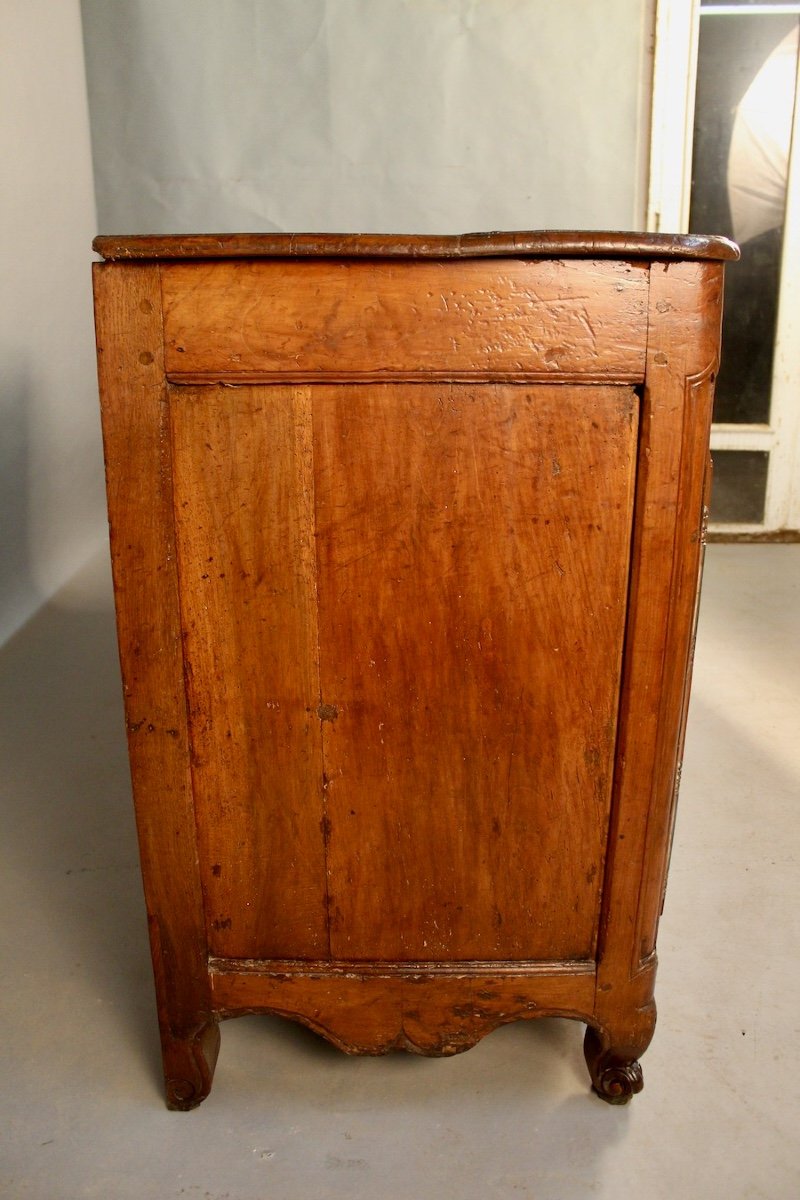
[583,1015,654,1105]
[162,1020,221,1111]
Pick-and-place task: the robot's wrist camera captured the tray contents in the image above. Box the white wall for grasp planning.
[82,0,654,234]
[0,0,105,643]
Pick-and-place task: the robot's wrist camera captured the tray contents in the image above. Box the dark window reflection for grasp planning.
[690,10,798,425]
[710,450,770,524]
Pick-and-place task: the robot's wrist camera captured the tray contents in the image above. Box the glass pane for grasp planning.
[710,450,769,523]
[703,2,800,8]
[690,8,799,423]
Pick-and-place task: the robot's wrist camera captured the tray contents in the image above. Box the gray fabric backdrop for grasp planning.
[82,0,652,235]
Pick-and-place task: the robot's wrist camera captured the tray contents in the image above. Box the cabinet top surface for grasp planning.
[93,230,739,263]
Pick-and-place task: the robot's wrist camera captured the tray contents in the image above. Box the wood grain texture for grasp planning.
[169,384,329,958]
[592,260,724,1058]
[633,266,722,964]
[658,452,713,920]
[314,383,638,961]
[92,263,217,1109]
[161,259,648,382]
[208,963,596,1056]
[94,230,740,263]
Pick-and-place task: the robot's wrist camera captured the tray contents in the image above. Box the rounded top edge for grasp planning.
[92,230,740,263]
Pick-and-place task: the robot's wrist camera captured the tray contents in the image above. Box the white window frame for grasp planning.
[648,0,800,536]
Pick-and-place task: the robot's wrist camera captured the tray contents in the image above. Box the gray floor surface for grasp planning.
[1,544,798,1199]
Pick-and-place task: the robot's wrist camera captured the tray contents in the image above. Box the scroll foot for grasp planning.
[163,1020,221,1111]
[583,1025,646,1105]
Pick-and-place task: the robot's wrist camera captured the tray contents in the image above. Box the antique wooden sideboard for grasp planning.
[92,231,737,1108]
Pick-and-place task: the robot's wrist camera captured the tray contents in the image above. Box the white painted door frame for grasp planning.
[648,0,800,535]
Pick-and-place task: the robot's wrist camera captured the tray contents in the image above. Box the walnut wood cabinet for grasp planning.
[92,231,737,1108]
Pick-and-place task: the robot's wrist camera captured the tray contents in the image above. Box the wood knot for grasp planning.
[318,702,339,722]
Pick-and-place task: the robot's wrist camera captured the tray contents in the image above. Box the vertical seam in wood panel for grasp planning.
[157,263,168,373]
[163,378,212,951]
[658,451,712,920]
[307,387,333,959]
[626,262,717,977]
[631,365,713,973]
[602,260,676,986]
[626,379,690,978]
[621,261,684,983]
[594,257,657,983]
[641,262,654,368]
[594,383,647,970]
[157,264,212,958]
[623,260,664,982]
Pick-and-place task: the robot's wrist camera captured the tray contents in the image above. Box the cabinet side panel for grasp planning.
[169,385,329,958]
[92,263,212,1038]
[314,383,638,961]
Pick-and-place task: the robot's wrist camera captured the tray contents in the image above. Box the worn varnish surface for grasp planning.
[93,266,219,1109]
[208,964,597,1057]
[169,385,328,958]
[92,232,733,1108]
[94,229,739,262]
[167,381,636,962]
[161,259,648,382]
[314,383,636,960]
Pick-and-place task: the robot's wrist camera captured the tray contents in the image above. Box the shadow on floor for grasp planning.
[0,554,162,1082]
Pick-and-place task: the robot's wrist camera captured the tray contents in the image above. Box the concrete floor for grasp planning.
[1,545,798,1199]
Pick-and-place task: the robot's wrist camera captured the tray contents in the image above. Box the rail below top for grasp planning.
[93,230,739,263]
